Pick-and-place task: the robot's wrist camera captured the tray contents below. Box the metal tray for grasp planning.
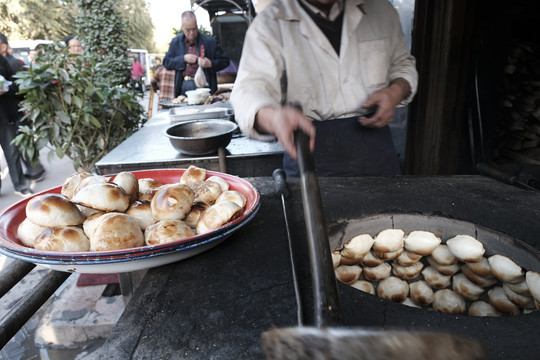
[168,106,233,122]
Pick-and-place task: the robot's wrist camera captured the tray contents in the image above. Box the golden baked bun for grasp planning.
[126,201,156,231]
[192,180,222,204]
[179,165,206,186]
[83,212,106,239]
[61,171,93,199]
[26,193,85,227]
[112,171,139,203]
[17,218,48,247]
[206,176,229,192]
[215,190,247,208]
[144,220,195,246]
[34,226,90,252]
[184,200,211,228]
[89,212,144,251]
[138,178,163,194]
[151,184,195,221]
[73,175,110,195]
[72,182,130,212]
[196,200,243,234]
[139,188,159,202]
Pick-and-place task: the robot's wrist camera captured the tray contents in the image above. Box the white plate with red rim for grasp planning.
[0,169,260,273]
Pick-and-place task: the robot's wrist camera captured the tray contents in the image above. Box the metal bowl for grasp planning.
[165,119,238,155]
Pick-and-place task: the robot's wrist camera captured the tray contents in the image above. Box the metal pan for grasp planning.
[164,119,238,156]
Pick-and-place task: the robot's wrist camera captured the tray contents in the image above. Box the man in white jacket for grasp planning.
[230,0,418,176]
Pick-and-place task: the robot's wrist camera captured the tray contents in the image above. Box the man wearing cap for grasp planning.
[163,11,229,97]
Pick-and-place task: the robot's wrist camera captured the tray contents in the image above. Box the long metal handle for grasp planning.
[295,130,343,328]
[273,168,303,325]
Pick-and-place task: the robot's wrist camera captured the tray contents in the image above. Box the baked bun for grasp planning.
[377,276,409,302]
[426,256,460,276]
[409,280,434,306]
[17,218,48,247]
[488,286,520,315]
[488,254,524,284]
[83,212,107,238]
[432,289,466,314]
[391,261,424,280]
[126,201,156,230]
[192,180,222,204]
[206,176,229,192]
[452,273,484,301]
[334,265,362,285]
[26,193,85,227]
[144,220,195,246]
[395,251,422,267]
[139,188,159,202]
[350,280,375,295]
[138,178,162,194]
[341,234,374,260]
[61,171,93,199]
[34,226,90,252]
[431,245,457,265]
[525,271,540,309]
[89,212,144,251]
[468,300,501,317]
[72,182,130,212]
[180,165,206,185]
[112,171,139,202]
[446,235,485,262]
[184,200,211,228]
[196,200,243,234]
[151,184,195,221]
[364,262,392,281]
[404,230,441,255]
[215,190,247,208]
[421,266,451,289]
[373,229,404,253]
[73,175,110,195]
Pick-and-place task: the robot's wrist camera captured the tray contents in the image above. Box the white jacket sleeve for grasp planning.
[230,14,283,142]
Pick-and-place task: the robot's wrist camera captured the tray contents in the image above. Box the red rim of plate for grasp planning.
[0,169,260,262]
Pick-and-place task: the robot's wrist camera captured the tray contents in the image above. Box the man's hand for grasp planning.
[199,57,212,68]
[359,78,410,127]
[184,54,198,64]
[255,106,316,160]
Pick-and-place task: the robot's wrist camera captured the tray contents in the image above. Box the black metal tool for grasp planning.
[476,162,537,191]
[295,130,344,328]
[272,168,303,326]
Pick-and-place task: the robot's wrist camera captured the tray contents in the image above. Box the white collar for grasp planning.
[298,0,345,21]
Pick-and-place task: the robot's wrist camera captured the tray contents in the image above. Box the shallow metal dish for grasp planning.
[165,119,238,155]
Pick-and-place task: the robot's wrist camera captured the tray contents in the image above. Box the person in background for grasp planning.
[230,0,418,177]
[0,52,33,197]
[131,56,145,93]
[0,33,46,183]
[151,57,162,73]
[163,11,229,97]
[64,35,83,54]
[151,65,176,110]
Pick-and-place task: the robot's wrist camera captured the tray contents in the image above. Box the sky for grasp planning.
[147,0,211,54]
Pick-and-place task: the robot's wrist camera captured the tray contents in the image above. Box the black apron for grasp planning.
[283,116,401,177]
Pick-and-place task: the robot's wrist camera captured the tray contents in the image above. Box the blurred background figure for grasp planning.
[64,35,83,54]
[131,56,145,93]
[0,33,46,183]
[0,47,33,197]
[151,65,175,109]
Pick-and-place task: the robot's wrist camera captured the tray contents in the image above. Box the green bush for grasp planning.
[14,43,147,172]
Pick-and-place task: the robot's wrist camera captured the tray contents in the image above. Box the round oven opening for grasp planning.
[329,214,540,317]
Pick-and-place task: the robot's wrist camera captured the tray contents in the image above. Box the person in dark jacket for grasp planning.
[0,52,32,197]
[163,11,229,97]
[0,33,46,182]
